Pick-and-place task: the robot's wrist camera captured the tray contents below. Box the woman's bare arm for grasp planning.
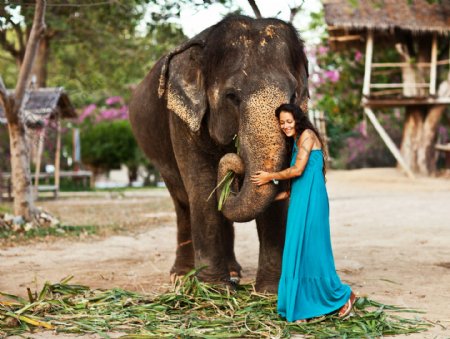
[250,130,315,186]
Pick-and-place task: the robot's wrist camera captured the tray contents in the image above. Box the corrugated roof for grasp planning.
[323,0,450,34]
[0,88,76,126]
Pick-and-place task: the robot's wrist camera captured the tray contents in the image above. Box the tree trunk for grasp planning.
[398,34,443,175]
[89,166,98,189]
[0,0,47,219]
[417,105,446,174]
[247,0,262,19]
[400,107,422,173]
[396,36,431,97]
[400,105,445,175]
[8,122,35,219]
[128,166,138,187]
[31,37,49,87]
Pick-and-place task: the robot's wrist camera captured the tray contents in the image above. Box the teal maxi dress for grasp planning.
[277,140,351,322]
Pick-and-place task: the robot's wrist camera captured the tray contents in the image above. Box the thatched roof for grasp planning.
[0,87,76,127]
[323,0,450,34]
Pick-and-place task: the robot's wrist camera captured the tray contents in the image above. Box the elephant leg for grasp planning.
[161,174,195,277]
[170,121,233,282]
[188,188,231,283]
[170,199,195,276]
[222,222,242,278]
[255,200,288,293]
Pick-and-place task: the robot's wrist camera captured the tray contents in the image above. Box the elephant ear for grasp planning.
[297,53,310,113]
[158,40,207,132]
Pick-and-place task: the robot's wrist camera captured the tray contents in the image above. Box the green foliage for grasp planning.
[0,224,97,240]
[0,1,186,105]
[341,113,404,169]
[80,120,137,171]
[0,43,18,89]
[208,135,240,210]
[312,48,365,162]
[308,9,405,168]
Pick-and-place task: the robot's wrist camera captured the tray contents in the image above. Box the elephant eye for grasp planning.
[226,91,241,106]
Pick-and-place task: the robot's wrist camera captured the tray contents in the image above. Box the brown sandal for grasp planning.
[338,291,357,318]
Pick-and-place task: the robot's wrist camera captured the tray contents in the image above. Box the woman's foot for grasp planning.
[338,291,357,318]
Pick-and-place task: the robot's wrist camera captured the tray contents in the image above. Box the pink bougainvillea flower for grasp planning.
[324,70,340,83]
[118,105,129,119]
[98,108,120,121]
[358,120,367,138]
[105,96,124,106]
[318,45,329,55]
[79,104,97,122]
[354,50,363,62]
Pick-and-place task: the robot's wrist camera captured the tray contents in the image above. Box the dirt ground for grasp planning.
[1,168,449,338]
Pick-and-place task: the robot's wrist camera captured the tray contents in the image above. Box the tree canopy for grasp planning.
[0,0,188,106]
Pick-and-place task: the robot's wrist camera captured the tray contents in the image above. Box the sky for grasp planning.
[7,1,324,45]
[175,0,324,44]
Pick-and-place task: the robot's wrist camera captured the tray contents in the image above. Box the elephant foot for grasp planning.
[170,262,194,280]
[171,271,240,291]
[255,281,278,294]
[255,274,279,293]
[227,259,242,283]
[230,271,240,285]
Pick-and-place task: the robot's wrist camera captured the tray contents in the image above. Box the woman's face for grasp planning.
[279,111,296,138]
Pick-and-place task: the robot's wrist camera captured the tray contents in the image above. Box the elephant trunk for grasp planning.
[218,86,288,222]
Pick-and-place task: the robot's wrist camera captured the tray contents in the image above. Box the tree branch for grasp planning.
[0,29,21,59]
[0,76,9,112]
[247,0,262,19]
[289,0,305,23]
[0,75,15,123]
[13,0,47,115]
[7,16,26,54]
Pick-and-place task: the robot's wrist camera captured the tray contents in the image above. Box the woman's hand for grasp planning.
[251,171,273,186]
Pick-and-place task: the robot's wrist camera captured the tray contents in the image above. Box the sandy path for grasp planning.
[1,168,449,338]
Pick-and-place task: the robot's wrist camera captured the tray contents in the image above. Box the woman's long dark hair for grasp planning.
[275,103,327,177]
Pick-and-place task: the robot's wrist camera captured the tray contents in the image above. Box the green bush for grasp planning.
[80,120,138,171]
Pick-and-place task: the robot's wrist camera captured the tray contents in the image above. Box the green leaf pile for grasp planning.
[0,271,431,338]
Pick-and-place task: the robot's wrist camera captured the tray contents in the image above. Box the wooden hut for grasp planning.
[0,87,77,199]
[323,0,450,176]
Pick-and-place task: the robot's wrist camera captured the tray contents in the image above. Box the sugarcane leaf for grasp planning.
[0,272,432,338]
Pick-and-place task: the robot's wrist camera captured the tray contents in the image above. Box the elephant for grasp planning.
[129,15,309,293]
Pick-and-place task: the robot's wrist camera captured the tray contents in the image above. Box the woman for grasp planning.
[251,103,356,323]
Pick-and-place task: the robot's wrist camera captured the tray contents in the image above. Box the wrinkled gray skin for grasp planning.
[129,15,309,292]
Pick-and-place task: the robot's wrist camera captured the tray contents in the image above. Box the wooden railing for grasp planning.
[363,30,449,98]
[0,170,92,200]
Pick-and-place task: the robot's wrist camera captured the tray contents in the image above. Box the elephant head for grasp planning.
[159,15,309,222]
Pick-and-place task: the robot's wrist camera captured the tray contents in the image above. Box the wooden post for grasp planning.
[72,127,81,170]
[364,108,415,179]
[429,33,438,96]
[54,115,61,197]
[363,30,374,96]
[33,127,46,195]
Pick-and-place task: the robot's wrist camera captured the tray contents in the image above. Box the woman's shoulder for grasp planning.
[297,129,322,150]
[300,129,315,138]
[297,129,315,144]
